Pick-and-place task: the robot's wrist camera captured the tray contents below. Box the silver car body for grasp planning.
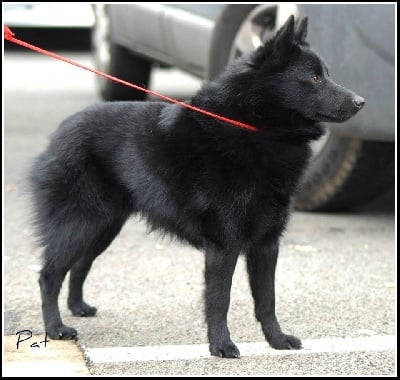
[108,3,395,142]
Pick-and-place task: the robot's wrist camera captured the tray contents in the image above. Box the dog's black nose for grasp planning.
[352,96,365,109]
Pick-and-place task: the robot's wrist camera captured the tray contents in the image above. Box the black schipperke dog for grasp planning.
[29,16,364,358]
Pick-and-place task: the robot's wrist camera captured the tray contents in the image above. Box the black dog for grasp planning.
[29,16,364,358]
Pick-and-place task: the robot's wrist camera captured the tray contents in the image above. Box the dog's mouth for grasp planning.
[315,113,353,123]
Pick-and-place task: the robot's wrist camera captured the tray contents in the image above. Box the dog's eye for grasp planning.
[312,74,322,83]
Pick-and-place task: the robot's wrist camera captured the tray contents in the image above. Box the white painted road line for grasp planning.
[85,335,395,364]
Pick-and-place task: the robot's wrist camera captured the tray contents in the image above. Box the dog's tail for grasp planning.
[28,113,94,247]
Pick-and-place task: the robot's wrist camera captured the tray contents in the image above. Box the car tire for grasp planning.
[208,4,395,211]
[294,135,394,211]
[92,5,152,101]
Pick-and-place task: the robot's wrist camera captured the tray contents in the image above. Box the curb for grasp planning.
[3,334,90,377]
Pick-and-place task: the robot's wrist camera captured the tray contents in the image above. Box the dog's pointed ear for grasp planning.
[250,15,295,68]
[272,15,295,59]
[294,17,308,44]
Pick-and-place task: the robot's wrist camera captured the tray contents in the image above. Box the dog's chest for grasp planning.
[193,169,292,249]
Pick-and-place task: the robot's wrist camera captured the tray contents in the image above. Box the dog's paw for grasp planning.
[210,341,240,358]
[46,324,78,340]
[268,333,302,350]
[68,301,97,317]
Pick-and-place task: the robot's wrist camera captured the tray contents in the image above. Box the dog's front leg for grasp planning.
[246,240,302,349]
[204,245,240,358]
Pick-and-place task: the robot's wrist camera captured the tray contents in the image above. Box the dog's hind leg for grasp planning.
[67,218,127,317]
[39,214,127,339]
[39,239,84,340]
[205,245,240,358]
[246,240,302,350]
[32,145,133,339]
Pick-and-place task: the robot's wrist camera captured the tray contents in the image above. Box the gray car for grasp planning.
[91,3,395,212]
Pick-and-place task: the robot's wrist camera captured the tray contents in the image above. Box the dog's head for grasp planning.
[247,15,365,123]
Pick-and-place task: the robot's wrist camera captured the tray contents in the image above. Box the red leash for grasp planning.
[4,25,258,133]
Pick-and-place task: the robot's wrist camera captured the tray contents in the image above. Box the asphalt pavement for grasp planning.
[3,49,396,376]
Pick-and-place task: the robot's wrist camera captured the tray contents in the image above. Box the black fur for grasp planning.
[29,16,364,357]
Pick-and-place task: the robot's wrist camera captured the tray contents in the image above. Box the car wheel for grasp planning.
[92,4,152,101]
[208,4,395,211]
[294,133,394,211]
